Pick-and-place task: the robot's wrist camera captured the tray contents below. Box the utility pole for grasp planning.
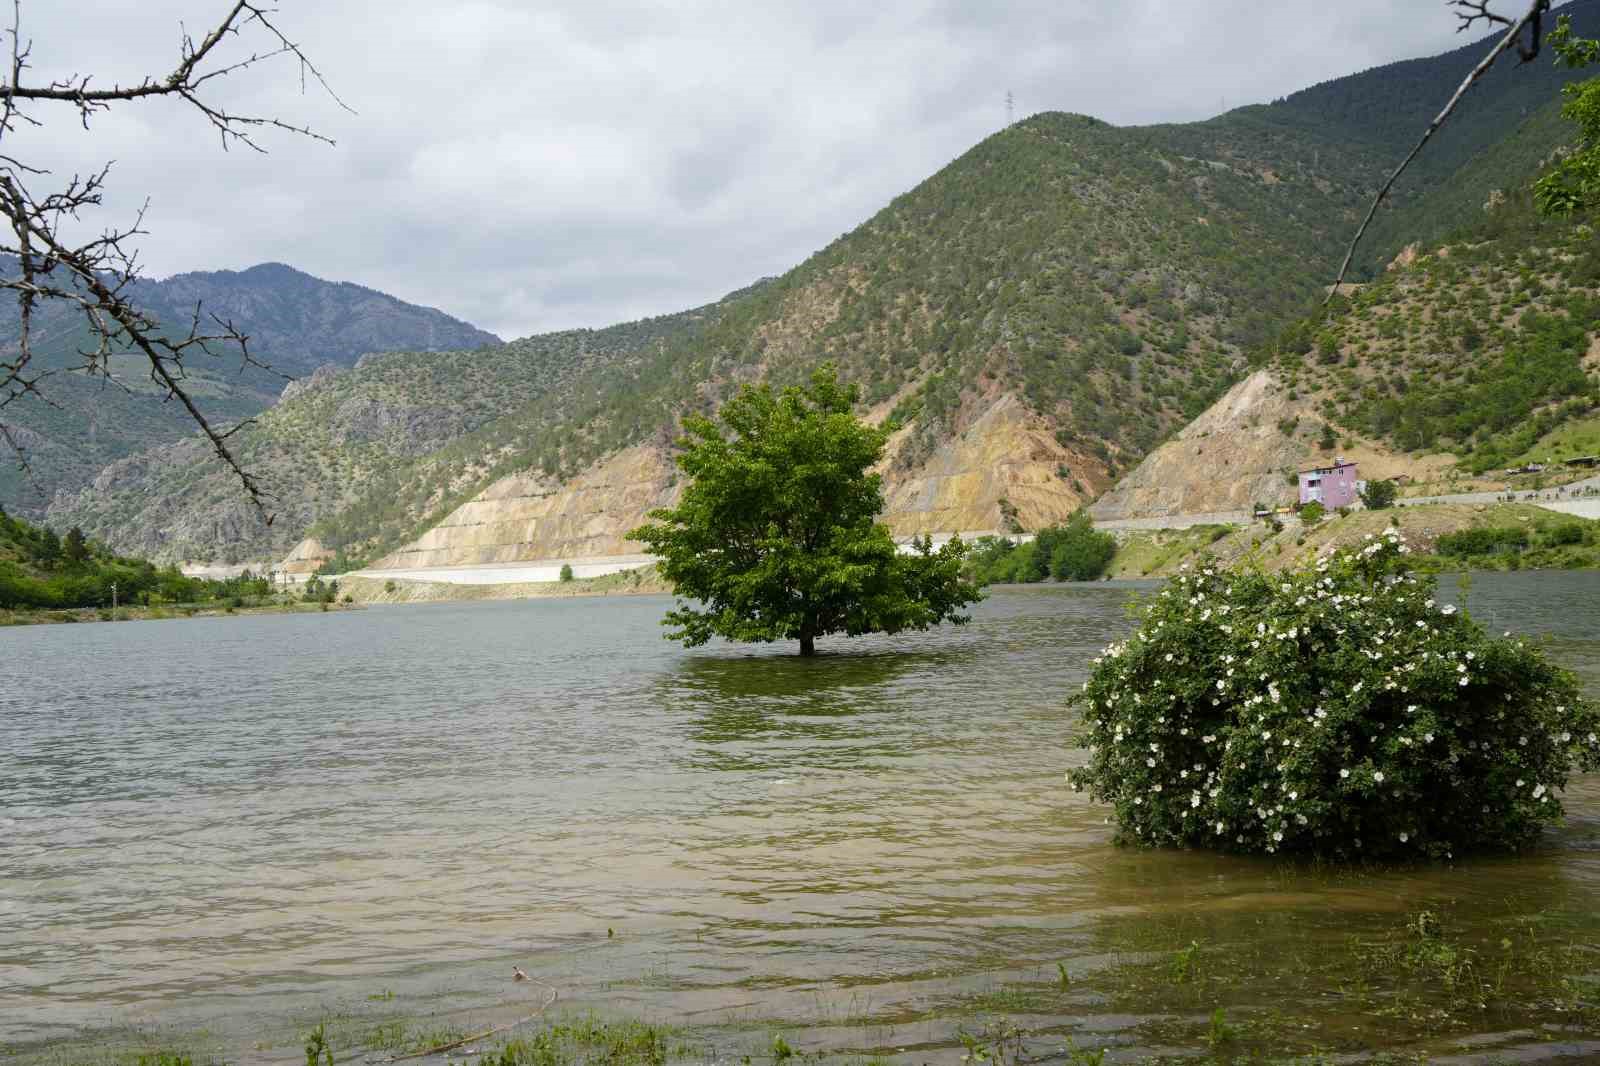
[111,582,117,615]
[1005,89,1015,126]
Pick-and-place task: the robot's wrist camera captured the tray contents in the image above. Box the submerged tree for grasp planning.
[1069,530,1600,859]
[0,1,345,516]
[629,364,980,656]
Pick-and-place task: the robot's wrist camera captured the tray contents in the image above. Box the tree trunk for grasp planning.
[799,630,816,656]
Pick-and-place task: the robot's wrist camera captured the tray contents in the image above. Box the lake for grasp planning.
[3,572,1599,1061]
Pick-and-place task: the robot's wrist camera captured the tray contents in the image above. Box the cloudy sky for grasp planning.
[16,1,1502,340]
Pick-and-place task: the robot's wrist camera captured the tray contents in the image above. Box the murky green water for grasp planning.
[3,573,1598,1062]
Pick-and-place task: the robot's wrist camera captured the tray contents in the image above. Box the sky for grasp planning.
[13,1,1507,341]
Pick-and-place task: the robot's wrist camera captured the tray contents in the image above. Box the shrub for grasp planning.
[1299,501,1326,524]
[1039,512,1117,582]
[1436,526,1528,557]
[560,563,575,583]
[1067,530,1600,859]
[1542,521,1588,547]
[1360,478,1398,510]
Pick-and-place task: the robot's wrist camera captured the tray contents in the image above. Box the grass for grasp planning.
[1512,411,1600,465]
[1106,524,1237,578]
[1101,503,1600,577]
[477,1016,689,1066]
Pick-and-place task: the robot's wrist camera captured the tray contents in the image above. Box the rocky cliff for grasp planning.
[1091,370,1438,522]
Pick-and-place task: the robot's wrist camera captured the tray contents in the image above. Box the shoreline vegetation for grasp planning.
[0,600,364,627]
[9,502,1598,625]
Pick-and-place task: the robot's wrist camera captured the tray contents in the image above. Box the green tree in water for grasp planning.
[629,364,980,656]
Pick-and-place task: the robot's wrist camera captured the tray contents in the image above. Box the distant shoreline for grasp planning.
[0,601,363,627]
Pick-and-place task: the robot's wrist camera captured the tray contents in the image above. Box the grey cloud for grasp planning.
[16,2,1491,341]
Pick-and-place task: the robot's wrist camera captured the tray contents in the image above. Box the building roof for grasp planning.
[1298,458,1358,475]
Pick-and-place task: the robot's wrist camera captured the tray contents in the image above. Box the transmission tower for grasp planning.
[1005,89,1015,126]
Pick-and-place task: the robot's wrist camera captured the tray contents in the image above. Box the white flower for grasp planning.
[1288,791,1298,801]
[1424,733,1434,743]
[1340,769,1350,779]
[1533,784,1547,798]
[1516,778,1525,787]
[1272,830,1283,842]
[1399,832,1409,843]
[1147,758,1156,768]
[1374,772,1385,784]
[1441,604,1457,615]
[1458,676,1468,687]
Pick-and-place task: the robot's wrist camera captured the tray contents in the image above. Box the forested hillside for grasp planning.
[1265,192,1600,474]
[47,295,739,562]
[0,261,499,517]
[46,9,1600,564]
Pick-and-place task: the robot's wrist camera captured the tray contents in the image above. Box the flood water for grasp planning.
[3,573,1599,1061]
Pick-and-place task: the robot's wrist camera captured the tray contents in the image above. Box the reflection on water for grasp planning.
[1,575,1597,1059]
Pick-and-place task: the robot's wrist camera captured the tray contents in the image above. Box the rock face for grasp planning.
[1092,372,1306,520]
[1091,370,1429,522]
[280,537,335,575]
[372,445,681,568]
[879,394,1097,536]
[368,392,1103,570]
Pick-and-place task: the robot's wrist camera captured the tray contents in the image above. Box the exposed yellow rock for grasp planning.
[879,393,1094,536]
[280,536,334,575]
[1090,371,1430,521]
[371,391,1100,569]
[371,444,681,569]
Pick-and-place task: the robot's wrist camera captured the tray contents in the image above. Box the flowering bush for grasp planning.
[1067,530,1600,859]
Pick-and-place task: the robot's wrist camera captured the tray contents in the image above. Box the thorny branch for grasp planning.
[0,0,349,519]
[1327,0,1552,302]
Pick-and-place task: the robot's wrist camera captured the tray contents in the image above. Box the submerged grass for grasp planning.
[476,1016,691,1066]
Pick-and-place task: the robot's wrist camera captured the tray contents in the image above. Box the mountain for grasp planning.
[46,295,735,563]
[48,6,1600,564]
[1094,190,1600,521]
[0,261,499,517]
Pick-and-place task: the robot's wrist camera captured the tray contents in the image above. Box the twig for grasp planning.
[388,980,559,1062]
[0,0,343,512]
[1326,0,1551,301]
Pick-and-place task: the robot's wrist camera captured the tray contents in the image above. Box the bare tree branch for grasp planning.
[1326,0,1551,302]
[0,0,346,520]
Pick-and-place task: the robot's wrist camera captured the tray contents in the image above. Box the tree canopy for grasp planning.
[1535,13,1600,215]
[629,365,979,655]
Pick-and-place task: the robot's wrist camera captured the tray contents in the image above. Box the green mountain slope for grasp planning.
[46,295,739,562]
[48,10,1600,562]
[1264,191,1600,474]
[0,261,500,517]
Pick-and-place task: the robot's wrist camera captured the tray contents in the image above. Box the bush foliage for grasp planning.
[1068,530,1600,859]
[967,512,1117,585]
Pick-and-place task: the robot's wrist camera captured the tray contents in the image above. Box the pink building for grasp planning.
[1299,458,1361,509]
